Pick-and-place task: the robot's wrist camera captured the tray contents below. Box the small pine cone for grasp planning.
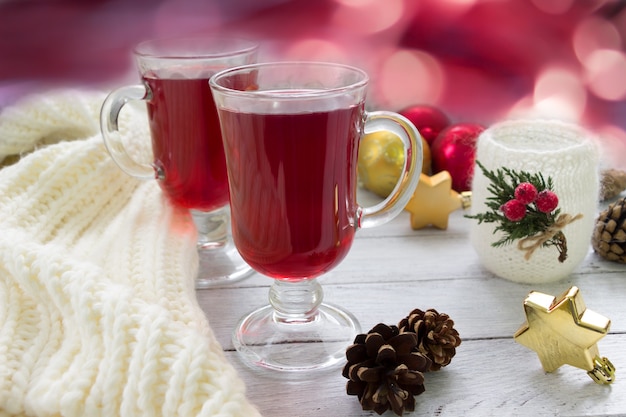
[398,308,462,371]
[600,169,626,201]
[342,323,432,416]
[592,197,626,263]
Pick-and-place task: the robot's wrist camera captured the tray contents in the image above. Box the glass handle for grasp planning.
[99,84,155,179]
[357,111,422,229]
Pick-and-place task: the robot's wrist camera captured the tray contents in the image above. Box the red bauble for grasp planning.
[399,105,451,145]
[430,123,485,192]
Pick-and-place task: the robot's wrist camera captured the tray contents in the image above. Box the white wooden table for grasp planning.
[196,191,626,417]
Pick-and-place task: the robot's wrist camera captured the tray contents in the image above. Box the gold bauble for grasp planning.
[358,131,431,198]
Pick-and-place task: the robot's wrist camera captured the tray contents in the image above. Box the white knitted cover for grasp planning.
[469,119,600,284]
[0,91,262,417]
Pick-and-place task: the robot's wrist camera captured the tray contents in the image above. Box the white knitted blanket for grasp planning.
[0,91,261,417]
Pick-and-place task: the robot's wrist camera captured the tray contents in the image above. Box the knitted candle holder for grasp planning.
[469,119,600,284]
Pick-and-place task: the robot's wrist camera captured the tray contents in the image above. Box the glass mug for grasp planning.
[100,36,258,289]
[210,61,423,372]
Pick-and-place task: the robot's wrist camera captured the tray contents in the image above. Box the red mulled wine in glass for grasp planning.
[210,61,424,372]
[100,36,258,288]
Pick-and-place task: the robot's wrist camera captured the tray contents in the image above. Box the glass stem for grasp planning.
[191,206,229,249]
[269,278,324,324]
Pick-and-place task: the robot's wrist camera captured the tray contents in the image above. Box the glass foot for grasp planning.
[196,239,255,289]
[233,279,361,372]
[191,206,254,289]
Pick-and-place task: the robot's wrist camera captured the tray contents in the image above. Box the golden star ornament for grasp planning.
[514,286,615,384]
[404,171,471,230]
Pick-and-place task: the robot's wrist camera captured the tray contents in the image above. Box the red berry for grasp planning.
[535,190,559,213]
[514,182,538,205]
[500,199,527,222]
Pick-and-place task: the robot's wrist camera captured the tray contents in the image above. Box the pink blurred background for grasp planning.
[1,0,625,167]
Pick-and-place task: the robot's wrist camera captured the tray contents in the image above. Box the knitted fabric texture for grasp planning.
[0,91,262,417]
[469,119,600,284]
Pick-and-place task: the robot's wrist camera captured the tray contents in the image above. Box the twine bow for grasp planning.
[517,213,584,262]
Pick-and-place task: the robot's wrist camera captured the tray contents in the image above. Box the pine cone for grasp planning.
[342,323,432,416]
[398,308,462,371]
[600,169,626,201]
[592,197,626,263]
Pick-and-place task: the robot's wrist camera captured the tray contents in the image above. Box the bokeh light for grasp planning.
[375,49,444,110]
[332,0,404,34]
[0,0,625,165]
[532,66,587,122]
[583,49,626,101]
[572,17,622,63]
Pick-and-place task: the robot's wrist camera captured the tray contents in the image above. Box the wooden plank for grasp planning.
[212,210,626,290]
[196,192,626,416]
[198,273,626,351]
[227,334,626,417]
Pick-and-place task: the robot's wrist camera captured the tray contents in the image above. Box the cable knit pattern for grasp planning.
[0,91,261,417]
[469,119,600,284]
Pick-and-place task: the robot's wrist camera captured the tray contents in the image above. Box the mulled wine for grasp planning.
[144,76,228,211]
[219,104,364,279]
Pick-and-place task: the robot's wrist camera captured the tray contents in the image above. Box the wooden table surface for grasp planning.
[196,191,626,417]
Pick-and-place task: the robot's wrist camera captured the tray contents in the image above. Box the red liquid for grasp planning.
[218,105,364,279]
[144,76,228,211]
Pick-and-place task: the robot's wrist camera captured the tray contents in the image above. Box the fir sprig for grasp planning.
[467,161,559,246]
[465,161,579,262]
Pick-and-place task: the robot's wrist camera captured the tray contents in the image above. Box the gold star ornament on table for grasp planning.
[404,171,471,230]
[514,286,615,384]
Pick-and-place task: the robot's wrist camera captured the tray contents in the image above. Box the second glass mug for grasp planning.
[210,61,424,372]
[100,36,258,289]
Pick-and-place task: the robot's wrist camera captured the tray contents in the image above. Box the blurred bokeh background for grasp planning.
[1,0,625,167]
